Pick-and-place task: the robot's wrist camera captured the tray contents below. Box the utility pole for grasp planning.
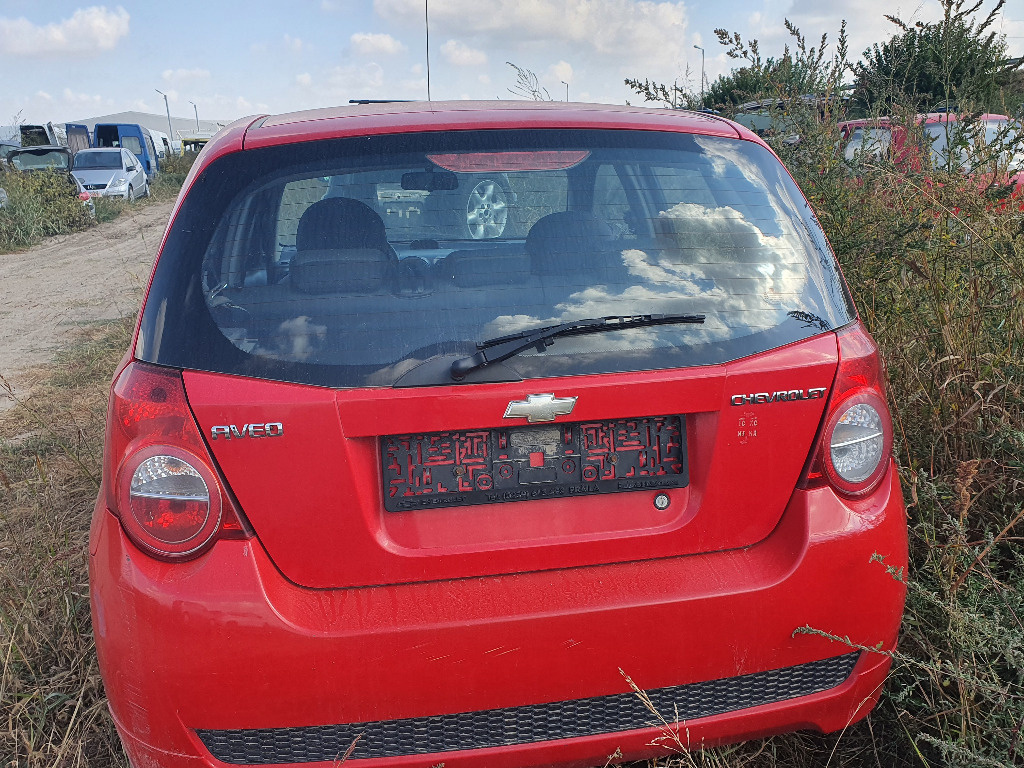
[425,0,431,100]
[189,101,200,132]
[693,45,705,107]
[155,89,174,144]
[561,81,569,101]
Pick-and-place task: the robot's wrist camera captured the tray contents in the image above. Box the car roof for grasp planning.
[840,113,1011,129]
[239,100,751,150]
[919,112,1009,123]
[10,144,69,153]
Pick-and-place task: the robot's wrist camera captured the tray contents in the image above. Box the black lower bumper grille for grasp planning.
[197,653,858,764]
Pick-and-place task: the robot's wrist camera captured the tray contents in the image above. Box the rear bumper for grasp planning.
[90,465,907,768]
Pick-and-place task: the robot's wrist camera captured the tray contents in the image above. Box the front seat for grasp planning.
[290,197,397,294]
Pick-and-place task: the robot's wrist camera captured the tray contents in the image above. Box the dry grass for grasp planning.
[0,318,132,768]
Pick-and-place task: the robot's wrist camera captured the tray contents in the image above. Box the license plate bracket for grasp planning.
[382,415,687,512]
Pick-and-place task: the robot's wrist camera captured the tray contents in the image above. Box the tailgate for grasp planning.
[185,333,838,588]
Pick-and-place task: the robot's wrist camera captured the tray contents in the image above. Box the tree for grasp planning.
[854,0,1022,112]
[624,19,848,111]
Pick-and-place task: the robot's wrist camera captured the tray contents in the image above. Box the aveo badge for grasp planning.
[210,422,284,440]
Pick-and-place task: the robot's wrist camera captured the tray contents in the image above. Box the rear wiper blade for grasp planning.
[450,313,705,380]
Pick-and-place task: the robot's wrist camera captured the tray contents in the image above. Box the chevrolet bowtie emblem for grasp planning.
[504,393,578,423]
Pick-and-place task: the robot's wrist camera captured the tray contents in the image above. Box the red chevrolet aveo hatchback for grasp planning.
[90,101,907,767]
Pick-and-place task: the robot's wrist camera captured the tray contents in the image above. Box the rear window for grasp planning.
[138,129,854,388]
[844,127,891,163]
[9,149,69,171]
[926,119,1023,172]
[122,135,143,157]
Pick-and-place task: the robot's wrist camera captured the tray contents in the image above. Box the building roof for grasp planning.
[69,110,230,139]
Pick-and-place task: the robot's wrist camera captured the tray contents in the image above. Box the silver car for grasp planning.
[72,148,149,201]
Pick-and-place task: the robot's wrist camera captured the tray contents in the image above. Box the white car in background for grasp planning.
[71,148,149,202]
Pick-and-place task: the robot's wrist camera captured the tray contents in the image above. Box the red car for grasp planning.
[840,112,1023,188]
[90,101,907,768]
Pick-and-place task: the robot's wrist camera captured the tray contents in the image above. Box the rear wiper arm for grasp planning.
[450,313,705,380]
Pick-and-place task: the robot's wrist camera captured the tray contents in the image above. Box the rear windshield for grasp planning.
[844,127,892,163]
[926,119,1023,172]
[9,149,69,171]
[138,128,854,388]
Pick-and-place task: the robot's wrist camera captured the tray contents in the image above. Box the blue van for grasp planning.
[93,123,160,179]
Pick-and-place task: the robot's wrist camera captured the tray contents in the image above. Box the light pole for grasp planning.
[155,88,174,144]
[561,81,569,101]
[693,45,705,107]
[189,100,200,132]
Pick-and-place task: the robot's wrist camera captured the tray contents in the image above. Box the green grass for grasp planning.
[0,170,94,252]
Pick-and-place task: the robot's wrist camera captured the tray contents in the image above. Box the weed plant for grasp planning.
[0,170,93,252]
[157,151,199,176]
[803,125,1024,767]
[147,153,198,201]
[90,198,125,225]
[0,319,134,767]
[631,107,1024,767]
[0,151,196,252]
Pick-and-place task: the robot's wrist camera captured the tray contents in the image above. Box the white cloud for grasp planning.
[375,0,688,86]
[284,34,304,53]
[548,60,573,83]
[61,87,107,110]
[741,0,951,68]
[377,0,685,56]
[316,62,387,100]
[296,72,313,86]
[162,67,211,84]
[350,32,405,57]
[441,39,487,67]
[0,5,130,55]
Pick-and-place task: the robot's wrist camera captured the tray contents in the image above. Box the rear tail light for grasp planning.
[799,323,894,497]
[104,361,249,559]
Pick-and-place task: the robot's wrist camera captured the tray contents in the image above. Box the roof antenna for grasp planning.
[425,0,432,101]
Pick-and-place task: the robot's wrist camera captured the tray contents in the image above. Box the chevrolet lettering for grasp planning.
[731,387,828,406]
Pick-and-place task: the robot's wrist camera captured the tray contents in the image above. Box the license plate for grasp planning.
[382,415,687,512]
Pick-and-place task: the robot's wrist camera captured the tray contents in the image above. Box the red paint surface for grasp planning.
[91,470,906,767]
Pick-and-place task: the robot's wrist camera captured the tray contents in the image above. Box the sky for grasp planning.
[1,0,1022,126]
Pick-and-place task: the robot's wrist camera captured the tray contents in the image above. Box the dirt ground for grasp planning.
[0,200,173,410]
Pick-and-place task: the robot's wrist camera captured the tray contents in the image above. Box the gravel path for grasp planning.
[0,200,173,409]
